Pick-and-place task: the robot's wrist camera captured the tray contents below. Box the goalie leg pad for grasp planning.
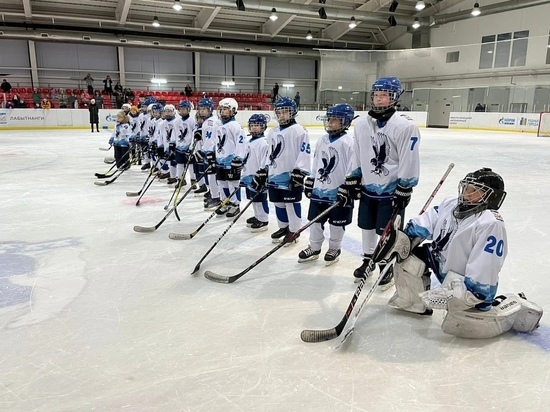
[388,255,431,314]
[441,293,542,338]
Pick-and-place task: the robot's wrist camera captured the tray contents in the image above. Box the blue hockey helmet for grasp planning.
[323,103,355,136]
[144,96,157,106]
[151,103,164,118]
[197,97,215,119]
[248,113,268,137]
[370,76,403,113]
[178,100,192,110]
[274,96,297,126]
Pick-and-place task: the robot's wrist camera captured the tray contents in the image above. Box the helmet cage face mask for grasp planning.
[370,77,403,114]
[217,98,238,121]
[248,122,266,137]
[323,116,346,135]
[274,97,297,126]
[454,176,506,219]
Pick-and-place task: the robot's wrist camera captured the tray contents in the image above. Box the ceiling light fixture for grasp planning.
[471,2,481,16]
[270,8,278,21]
[282,83,295,88]
[221,81,235,86]
[152,16,160,27]
[415,1,425,11]
[173,0,182,11]
[412,18,420,29]
[306,30,313,40]
[349,16,357,29]
[151,78,167,84]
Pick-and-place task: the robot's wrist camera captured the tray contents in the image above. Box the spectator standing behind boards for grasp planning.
[474,103,485,112]
[94,90,103,109]
[185,84,193,98]
[84,73,94,94]
[103,75,113,96]
[272,83,279,103]
[89,99,100,132]
[58,89,68,108]
[68,93,78,109]
[32,89,41,108]
[41,98,51,109]
[1,79,11,93]
[294,92,301,109]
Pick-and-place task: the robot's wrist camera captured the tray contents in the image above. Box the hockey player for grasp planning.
[196,97,221,210]
[139,98,156,171]
[128,105,140,164]
[173,100,197,186]
[148,103,164,174]
[159,104,178,184]
[376,168,543,338]
[338,76,420,284]
[107,111,131,169]
[214,98,248,218]
[252,97,311,244]
[299,103,355,264]
[241,114,270,232]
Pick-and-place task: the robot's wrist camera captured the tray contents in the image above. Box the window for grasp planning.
[446,51,459,63]
[479,31,529,69]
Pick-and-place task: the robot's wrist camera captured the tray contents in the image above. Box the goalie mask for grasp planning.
[218,97,238,122]
[322,103,355,137]
[453,168,506,219]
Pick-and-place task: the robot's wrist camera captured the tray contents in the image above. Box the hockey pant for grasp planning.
[274,202,301,233]
[309,222,345,251]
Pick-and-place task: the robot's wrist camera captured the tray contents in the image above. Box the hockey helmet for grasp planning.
[454,167,506,219]
[370,76,403,113]
[248,113,268,137]
[274,96,297,126]
[218,97,238,121]
[323,103,355,136]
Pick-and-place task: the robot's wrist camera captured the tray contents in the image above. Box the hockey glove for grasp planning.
[129,135,136,143]
[193,129,203,142]
[290,168,306,190]
[373,216,411,263]
[157,145,165,158]
[304,177,314,199]
[168,143,176,161]
[206,151,216,167]
[228,158,243,181]
[252,168,268,191]
[394,185,412,210]
[337,176,361,207]
[149,141,158,154]
[108,137,114,145]
[193,150,204,163]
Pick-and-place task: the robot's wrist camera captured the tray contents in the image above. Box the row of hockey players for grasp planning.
[106,80,543,339]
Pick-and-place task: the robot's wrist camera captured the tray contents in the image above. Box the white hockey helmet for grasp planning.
[163,104,176,117]
[121,103,132,112]
[218,97,238,121]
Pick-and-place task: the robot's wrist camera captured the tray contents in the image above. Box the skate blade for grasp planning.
[324,257,339,266]
[250,226,269,233]
[379,278,395,291]
[298,255,319,263]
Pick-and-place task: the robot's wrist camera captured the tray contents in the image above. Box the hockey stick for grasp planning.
[300,162,455,343]
[173,143,200,220]
[93,159,131,186]
[95,161,118,178]
[126,157,162,197]
[169,186,241,240]
[191,189,264,274]
[99,144,112,151]
[133,165,213,233]
[204,200,342,283]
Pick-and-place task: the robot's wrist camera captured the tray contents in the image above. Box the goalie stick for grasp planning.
[133,165,213,233]
[204,200,342,283]
[168,186,241,240]
[191,189,263,274]
[300,162,455,344]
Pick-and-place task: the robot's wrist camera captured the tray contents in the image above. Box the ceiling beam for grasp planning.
[322,21,356,42]
[195,7,221,33]
[262,13,295,38]
[116,0,133,25]
[22,0,32,19]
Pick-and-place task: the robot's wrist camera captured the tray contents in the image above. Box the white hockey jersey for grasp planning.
[310,132,355,203]
[404,196,507,310]
[160,116,177,148]
[266,123,311,189]
[351,112,420,198]
[201,114,219,153]
[129,113,140,139]
[139,113,149,138]
[174,115,196,151]
[110,122,131,147]
[241,135,269,190]
[216,119,248,168]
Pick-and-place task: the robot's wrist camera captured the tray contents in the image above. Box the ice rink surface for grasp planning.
[1,125,550,411]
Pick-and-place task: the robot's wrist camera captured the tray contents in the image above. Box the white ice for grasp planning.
[1,126,549,411]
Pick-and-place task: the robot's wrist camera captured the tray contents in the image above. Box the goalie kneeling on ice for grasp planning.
[440,292,543,339]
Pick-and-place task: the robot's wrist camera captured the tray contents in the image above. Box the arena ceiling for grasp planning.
[0,0,549,57]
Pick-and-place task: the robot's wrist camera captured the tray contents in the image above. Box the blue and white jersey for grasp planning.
[111,122,131,147]
[216,119,248,168]
[129,114,140,140]
[241,135,269,190]
[174,115,196,152]
[404,196,507,310]
[148,117,160,142]
[266,123,311,189]
[160,116,177,148]
[139,112,149,137]
[351,113,420,198]
[310,132,354,203]
[201,114,219,153]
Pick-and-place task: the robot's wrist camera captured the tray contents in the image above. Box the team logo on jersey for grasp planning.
[370,132,390,176]
[317,146,339,184]
[217,128,227,155]
[430,219,455,270]
[178,127,188,143]
[269,134,285,168]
